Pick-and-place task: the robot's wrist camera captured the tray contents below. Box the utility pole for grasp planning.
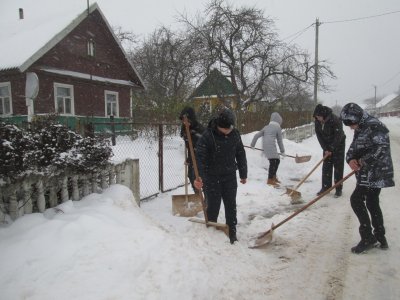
[373,85,377,115]
[313,18,320,105]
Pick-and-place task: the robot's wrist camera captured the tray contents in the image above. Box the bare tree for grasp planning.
[179,0,334,108]
[267,75,314,111]
[128,27,203,110]
[113,26,138,51]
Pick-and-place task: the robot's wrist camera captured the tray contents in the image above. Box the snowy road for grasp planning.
[1,119,398,300]
[142,119,400,300]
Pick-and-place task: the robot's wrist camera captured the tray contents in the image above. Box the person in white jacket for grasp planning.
[250,112,285,186]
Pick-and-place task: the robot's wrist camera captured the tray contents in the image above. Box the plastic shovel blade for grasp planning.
[295,155,311,163]
[248,223,274,249]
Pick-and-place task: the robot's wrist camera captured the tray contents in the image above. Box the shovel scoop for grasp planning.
[284,153,329,202]
[249,171,356,248]
[172,151,203,217]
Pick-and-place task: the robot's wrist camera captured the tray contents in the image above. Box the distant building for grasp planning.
[190,69,240,112]
[0,3,145,128]
[376,93,400,117]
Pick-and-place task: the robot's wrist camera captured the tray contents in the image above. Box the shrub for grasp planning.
[0,118,112,183]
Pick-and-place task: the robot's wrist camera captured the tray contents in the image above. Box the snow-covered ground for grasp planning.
[1,117,399,300]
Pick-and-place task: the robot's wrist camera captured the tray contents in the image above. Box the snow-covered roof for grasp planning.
[376,93,398,108]
[0,1,145,87]
[0,4,90,71]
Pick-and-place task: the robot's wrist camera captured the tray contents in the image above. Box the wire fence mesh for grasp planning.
[90,110,315,201]
[92,121,184,200]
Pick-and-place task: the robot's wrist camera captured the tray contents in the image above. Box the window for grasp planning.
[0,82,12,115]
[87,39,95,57]
[54,83,74,115]
[105,91,119,117]
[200,100,211,113]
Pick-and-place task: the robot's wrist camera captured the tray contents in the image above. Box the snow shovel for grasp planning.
[182,116,229,237]
[284,153,330,202]
[244,145,311,163]
[171,151,203,217]
[249,170,356,248]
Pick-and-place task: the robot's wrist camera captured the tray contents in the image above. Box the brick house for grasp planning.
[0,3,144,128]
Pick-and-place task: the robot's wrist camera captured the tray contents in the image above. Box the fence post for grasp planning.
[36,179,46,212]
[110,115,116,146]
[23,181,32,214]
[61,177,69,202]
[49,185,58,207]
[132,159,140,206]
[9,190,18,220]
[158,124,164,192]
[72,175,80,201]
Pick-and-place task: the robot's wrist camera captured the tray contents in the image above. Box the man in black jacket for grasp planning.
[313,104,346,197]
[194,108,247,244]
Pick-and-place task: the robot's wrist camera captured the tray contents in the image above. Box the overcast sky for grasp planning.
[2,0,400,107]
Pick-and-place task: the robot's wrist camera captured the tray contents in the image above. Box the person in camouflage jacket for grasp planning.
[340,102,394,254]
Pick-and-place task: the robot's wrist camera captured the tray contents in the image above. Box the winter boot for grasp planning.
[376,236,389,249]
[351,236,378,254]
[229,229,238,244]
[334,189,342,198]
[267,178,280,187]
[273,176,281,184]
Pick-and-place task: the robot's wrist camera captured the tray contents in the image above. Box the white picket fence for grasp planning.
[0,159,140,222]
[282,122,315,142]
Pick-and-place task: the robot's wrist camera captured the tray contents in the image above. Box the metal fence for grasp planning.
[91,118,315,201]
[92,120,184,201]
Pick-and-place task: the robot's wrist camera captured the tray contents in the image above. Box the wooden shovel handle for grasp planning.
[258,170,356,238]
[290,153,330,192]
[182,116,208,223]
[244,145,301,159]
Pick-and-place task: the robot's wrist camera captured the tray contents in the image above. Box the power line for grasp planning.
[323,9,400,24]
[351,70,400,100]
[379,71,400,89]
[281,24,313,43]
[282,9,400,42]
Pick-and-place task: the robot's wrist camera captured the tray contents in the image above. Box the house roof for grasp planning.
[377,93,398,108]
[0,1,145,88]
[191,69,236,98]
[0,4,82,71]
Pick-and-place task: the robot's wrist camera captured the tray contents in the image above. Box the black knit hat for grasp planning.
[313,104,331,118]
[216,108,235,129]
[179,106,196,122]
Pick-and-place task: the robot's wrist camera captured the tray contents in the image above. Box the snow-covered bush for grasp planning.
[0,118,113,183]
[0,122,34,180]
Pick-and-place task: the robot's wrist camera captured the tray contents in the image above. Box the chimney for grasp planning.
[19,8,24,20]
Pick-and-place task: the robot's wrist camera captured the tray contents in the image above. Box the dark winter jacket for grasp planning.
[180,107,205,164]
[314,105,346,152]
[196,118,247,180]
[341,104,394,188]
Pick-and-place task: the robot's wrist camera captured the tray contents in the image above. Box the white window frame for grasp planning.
[54,83,74,115]
[87,39,95,57]
[0,82,13,116]
[105,90,119,117]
